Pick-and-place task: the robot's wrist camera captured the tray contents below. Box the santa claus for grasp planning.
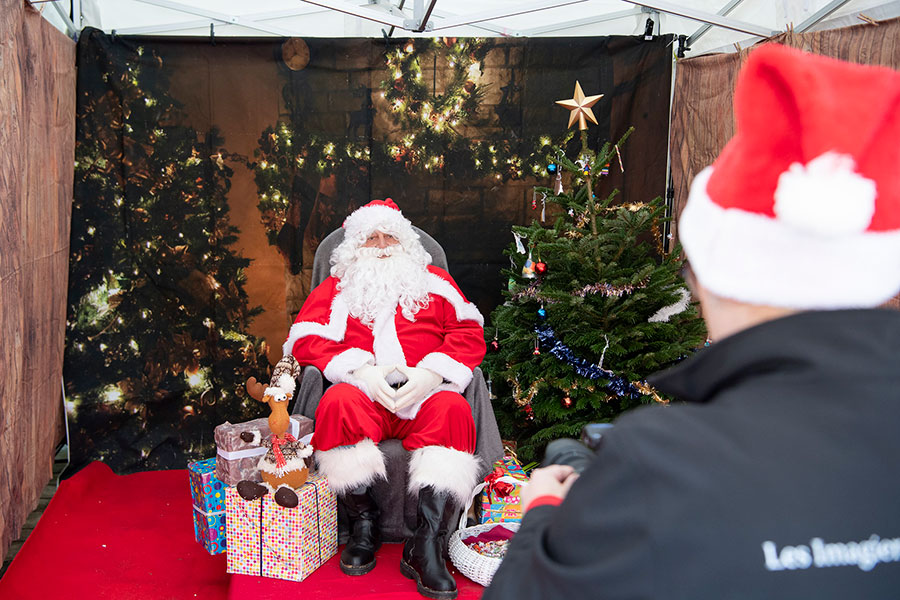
[284,198,484,599]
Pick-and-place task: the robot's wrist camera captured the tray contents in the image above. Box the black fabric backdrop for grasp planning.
[66,30,673,472]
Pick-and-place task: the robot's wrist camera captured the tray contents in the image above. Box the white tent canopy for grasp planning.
[38,0,900,56]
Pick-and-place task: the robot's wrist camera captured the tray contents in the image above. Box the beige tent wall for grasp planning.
[0,0,76,559]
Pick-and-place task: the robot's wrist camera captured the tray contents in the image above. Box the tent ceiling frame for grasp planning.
[406,0,438,32]
[111,6,330,35]
[426,0,590,31]
[79,0,831,45]
[295,0,408,28]
[46,0,78,36]
[622,0,775,37]
[132,0,314,36]
[796,0,853,31]
[522,7,643,36]
[685,0,747,47]
[429,8,518,36]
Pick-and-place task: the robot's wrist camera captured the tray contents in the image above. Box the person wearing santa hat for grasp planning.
[283,198,484,599]
[485,44,900,598]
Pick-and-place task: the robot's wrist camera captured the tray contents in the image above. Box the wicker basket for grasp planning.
[448,521,520,587]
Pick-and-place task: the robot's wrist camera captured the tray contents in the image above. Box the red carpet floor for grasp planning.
[0,461,485,600]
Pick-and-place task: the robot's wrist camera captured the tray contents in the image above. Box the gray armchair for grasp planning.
[291,226,503,542]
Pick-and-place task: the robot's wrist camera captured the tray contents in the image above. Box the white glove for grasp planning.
[353,364,396,411]
[393,365,443,413]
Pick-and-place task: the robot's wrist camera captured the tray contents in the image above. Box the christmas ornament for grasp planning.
[615,144,625,172]
[555,170,564,195]
[561,394,573,409]
[532,189,538,209]
[532,335,541,355]
[600,163,610,176]
[535,261,547,275]
[548,163,557,173]
[555,81,603,130]
[513,231,526,254]
[490,330,500,352]
[537,305,547,319]
[524,404,534,421]
[522,251,537,279]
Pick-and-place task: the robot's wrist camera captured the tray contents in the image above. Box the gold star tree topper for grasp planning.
[555,81,603,130]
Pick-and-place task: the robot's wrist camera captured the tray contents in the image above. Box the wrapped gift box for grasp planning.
[226,473,337,582]
[215,416,314,485]
[480,454,529,524]
[188,458,227,554]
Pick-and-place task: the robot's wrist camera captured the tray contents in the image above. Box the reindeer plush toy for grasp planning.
[237,356,312,508]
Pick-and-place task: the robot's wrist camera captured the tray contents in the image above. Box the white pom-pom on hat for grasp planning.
[774,152,877,236]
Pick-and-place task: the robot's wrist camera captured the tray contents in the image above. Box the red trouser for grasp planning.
[312,383,476,453]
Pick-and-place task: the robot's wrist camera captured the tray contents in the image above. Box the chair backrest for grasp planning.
[310,226,449,288]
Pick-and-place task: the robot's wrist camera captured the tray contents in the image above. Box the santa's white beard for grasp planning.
[336,246,431,328]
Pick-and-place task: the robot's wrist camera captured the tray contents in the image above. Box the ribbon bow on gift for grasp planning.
[271,433,297,469]
[485,466,517,497]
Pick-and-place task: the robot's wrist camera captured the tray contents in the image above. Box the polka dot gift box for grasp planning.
[225,473,337,582]
[188,457,227,555]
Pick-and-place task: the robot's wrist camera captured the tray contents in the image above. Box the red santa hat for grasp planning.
[679,44,900,308]
[342,198,414,243]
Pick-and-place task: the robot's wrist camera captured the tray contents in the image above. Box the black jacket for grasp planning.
[485,310,900,599]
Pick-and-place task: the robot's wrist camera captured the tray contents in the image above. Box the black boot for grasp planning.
[400,487,458,600]
[339,489,381,576]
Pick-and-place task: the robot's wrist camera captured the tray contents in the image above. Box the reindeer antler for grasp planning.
[245,377,269,403]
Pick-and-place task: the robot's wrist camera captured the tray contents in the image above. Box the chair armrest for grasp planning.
[465,366,504,478]
[291,366,325,420]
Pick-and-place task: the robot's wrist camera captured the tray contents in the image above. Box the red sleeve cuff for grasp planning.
[524,494,563,513]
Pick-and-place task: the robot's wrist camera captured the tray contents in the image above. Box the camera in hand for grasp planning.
[541,423,613,474]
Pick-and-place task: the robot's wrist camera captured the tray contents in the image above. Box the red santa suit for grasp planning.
[283,199,485,504]
[286,264,485,451]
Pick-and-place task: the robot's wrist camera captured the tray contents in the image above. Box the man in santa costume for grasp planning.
[487,45,900,598]
[283,198,484,599]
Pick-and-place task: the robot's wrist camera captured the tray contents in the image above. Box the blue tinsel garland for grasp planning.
[534,325,643,399]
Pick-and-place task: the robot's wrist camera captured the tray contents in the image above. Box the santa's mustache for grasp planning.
[356,245,401,259]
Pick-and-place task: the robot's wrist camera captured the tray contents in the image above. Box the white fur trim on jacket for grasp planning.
[426,273,484,325]
[282,295,351,356]
[416,352,472,393]
[680,167,900,309]
[408,446,482,507]
[323,348,375,388]
[372,299,407,369]
[315,438,387,494]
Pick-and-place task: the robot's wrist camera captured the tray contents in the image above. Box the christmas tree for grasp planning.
[483,83,707,463]
[66,39,269,471]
